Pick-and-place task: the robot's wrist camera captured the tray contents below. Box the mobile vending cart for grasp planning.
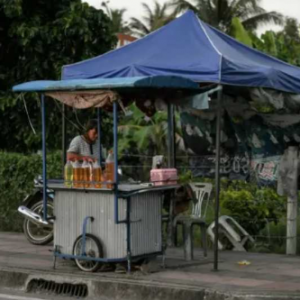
[13,76,204,272]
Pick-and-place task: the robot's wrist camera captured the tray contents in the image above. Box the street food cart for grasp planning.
[13,76,203,272]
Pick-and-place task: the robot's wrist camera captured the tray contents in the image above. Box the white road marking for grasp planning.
[0,293,45,300]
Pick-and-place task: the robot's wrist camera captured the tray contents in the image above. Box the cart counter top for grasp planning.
[47,181,179,196]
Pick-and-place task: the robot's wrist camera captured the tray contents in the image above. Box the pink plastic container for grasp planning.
[150,168,178,186]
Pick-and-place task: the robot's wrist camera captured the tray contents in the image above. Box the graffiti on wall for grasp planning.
[180,90,300,185]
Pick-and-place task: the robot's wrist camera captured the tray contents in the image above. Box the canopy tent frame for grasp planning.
[214,87,222,271]
[14,9,300,271]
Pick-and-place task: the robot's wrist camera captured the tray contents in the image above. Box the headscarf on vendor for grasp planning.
[67,120,104,163]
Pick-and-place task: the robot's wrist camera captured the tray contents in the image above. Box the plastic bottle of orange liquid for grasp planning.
[93,160,102,188]
[73,160,83,188]
[105,151,114,189]
[82,160,92,188]
[64,160,73,187]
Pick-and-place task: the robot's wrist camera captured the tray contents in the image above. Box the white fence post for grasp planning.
[285,147,299,255]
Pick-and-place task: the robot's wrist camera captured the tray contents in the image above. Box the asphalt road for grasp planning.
[0,292,76,300]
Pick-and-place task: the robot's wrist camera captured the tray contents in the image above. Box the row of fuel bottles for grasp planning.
[64,151,114,189]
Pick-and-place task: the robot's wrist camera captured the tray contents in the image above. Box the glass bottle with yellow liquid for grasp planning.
[64,160,73,187]
[93,160,102,188]
[82,160,92,188]
[73,160,83,188]
[105,150,114,189]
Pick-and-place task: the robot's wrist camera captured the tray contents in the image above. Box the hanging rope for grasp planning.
[21,93,37,135]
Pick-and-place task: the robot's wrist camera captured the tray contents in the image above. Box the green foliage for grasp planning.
[0,0,116,152]
[220,181,286,236]
[130,1,175,37]
[118,103,169,157]
[169,0,283,32]
[230,17,300,70]
[254,215,300,254]
[251,18,300,67]
[252,219,286,254]
[178,170,192,184]
[230,18,253,47]
[178,171,286,237]
[251,101,276,113]
[117,103,188,180]
[102,1,130,34]
[0,151,62,231]
[229,17,300,70]
[260,31,278,57]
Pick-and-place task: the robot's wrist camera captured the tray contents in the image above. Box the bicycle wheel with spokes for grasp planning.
[73,234,103,272]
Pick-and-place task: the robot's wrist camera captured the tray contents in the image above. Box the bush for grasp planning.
[179,173,287,238]
[220,181,286,236]
[0,151,62,231]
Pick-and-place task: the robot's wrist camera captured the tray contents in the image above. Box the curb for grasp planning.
[1,267,300,300]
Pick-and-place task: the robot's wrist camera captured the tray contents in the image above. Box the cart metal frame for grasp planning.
[40,93,176,272]
[13,76,213,272]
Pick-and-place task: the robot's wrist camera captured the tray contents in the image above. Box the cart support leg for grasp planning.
[41,94,47,221]
[127,252,132,273]
[167,190,175,247]
[62,104,66,171]
[113,101,120,224]
[126,197,132,273]
[53,245,59,270]
[97,108,102,164]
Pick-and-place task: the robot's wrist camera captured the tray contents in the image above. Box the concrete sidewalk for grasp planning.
[0,232,300,299]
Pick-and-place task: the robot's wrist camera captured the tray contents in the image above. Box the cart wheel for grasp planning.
[72,234,103,272]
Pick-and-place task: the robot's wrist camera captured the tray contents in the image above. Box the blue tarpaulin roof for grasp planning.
[62,10,300,94]
[12,75,200,92]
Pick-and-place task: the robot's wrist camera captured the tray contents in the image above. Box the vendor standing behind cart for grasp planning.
[67,120,104,163]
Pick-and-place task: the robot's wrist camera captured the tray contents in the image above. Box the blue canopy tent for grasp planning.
[62,10,300,270]
[62,10,300,94]
[14,10,300,271]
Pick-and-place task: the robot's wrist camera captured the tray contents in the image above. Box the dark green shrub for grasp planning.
[0,151,62,231]
[220,181,286,236]
[178,172,287,239]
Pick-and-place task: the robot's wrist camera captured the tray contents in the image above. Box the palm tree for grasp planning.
[102,1,131,34]
[130,1,176,37]
[169,0,283,32]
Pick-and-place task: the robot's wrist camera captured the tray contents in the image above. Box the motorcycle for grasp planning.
[18,177,54,245]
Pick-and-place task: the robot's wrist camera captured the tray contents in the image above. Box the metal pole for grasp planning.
[97,108,102,164]
[113,101,119,223]
[167,102,176,246]
[167,103,175,168]
[213,86,222,271]
[62,104,66,169]
[41,94,48,221]
[126,197,132,272]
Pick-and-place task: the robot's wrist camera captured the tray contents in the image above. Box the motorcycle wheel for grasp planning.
[23,199,54,245]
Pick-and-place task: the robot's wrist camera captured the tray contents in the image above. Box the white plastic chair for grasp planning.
[173,183,213,260]
[207,215,255,251]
